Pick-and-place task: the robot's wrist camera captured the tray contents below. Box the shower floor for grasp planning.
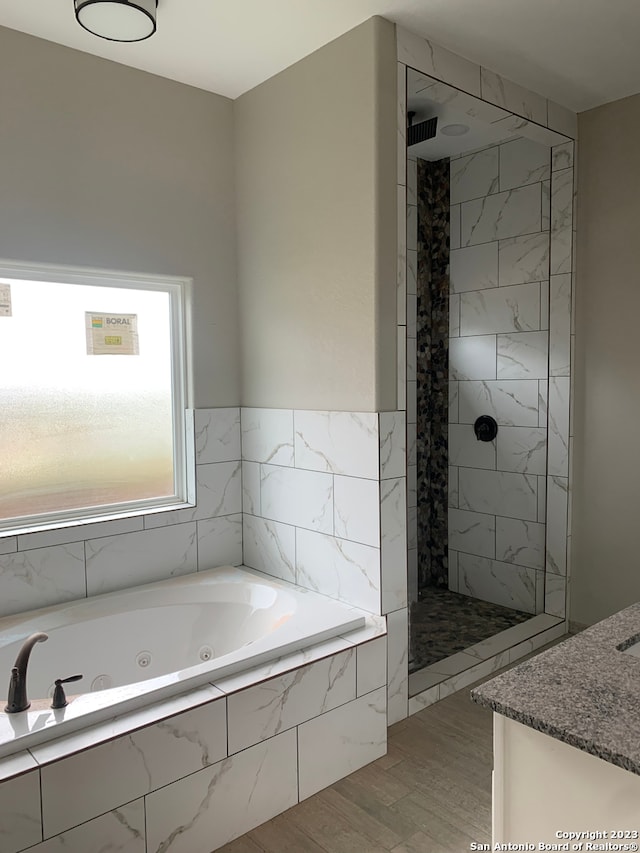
[409,587,532,673]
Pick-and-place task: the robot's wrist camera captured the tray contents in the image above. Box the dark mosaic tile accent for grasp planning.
[409,587,532,672]
[416,158,450,590]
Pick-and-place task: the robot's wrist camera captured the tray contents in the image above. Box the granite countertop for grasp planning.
[471,603,640,776]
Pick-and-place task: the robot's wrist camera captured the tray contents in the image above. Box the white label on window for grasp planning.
[85,312,140,355]
[0,283,11,316]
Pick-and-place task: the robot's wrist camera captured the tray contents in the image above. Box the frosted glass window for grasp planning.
[0,264,189,533]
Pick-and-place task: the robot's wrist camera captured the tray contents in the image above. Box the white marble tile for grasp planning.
[296,529,380,613]
[449,423,496,469]
[406,380,416,423]
[450,147,499,204]
[357,637,387,696]
[0,543,85,618]
[334,476,380,547]
[408,685,441,715]
[340,615,387,647]
[407,249,417,295]
[439,651,512,698]
[460,282,540,336]
[41,696,227,837]
[397,183,407,324]
[542,179,551,231]
[448,549,459,592]
[545,573,566,618]
[552,141,574,172]
[242,515,296,583]
[497,426,547,474]
[490,114,568,148]
[546,475,568,575]
[537,475,547,522]
[227,650,355,754]
[146,729,298,853]
[379,411,406,480]
[399,30,481,96]
[551,167,573,232]
[407,294,417,337]
[449,467,459,509]
[480,68,547,125]
[458,553,536,613]
[241,408,294,466]
[450,204,461,250]
[242,460,260,515]
[0,536,17,555]
[458,379,539,427]
[497,331,548,379]
[31,800,145,852]
[549,274,571,377]
[450,241,499,293]
[508,621,567,664]
[214,637,352,697]
[298,687,386,800]
[459,469,538,521]
[381,477,407,613]
[197,514,242,570]
[538,380,548,428]
[85,522,197,596]
[407,336,416,382]
[387,607,408,725]
[448,508,495,558]
[408,548,418,604]
[0,752,38,784]
[450,335,497,381]
[0,769,41,853]
[411,73,509,122]
[449,380,459,423]
[407,421,417,466]
[450,292,460,337]
[550,225,572,275]
[427,650,478,676]
[499,137,550,191]
[462,183,542,246]
[195,408,241,463]
[407,203,417,252]
[398,329,407,412]
[398,62,407,185]
[498,232,550,287]
[548,377,570,477]
[261,464,333,533]
[496,517,545,570]
[144,461,242,527]
[547,100,577,138]
[17,517,144,552]
[540,280,550,330]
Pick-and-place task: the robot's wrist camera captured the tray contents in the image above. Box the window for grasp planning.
[0,260,191,534]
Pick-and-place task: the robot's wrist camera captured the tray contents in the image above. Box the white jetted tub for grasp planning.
[0,565,366,757]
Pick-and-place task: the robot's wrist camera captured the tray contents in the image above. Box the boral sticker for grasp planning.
[0,283,12,317]
[85,312,139,355]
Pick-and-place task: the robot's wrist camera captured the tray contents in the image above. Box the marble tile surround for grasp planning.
[399,28,575,693]
[0,631,387,853]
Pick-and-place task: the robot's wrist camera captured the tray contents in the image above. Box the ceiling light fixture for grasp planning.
[74,0,158,42]
[440,123,470,136]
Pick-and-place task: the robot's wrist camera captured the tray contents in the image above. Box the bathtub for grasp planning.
[0,565,366,758]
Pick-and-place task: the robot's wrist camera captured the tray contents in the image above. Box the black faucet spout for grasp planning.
[4,632,48,714]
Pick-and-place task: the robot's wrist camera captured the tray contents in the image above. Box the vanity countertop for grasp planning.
[471,603,640,775]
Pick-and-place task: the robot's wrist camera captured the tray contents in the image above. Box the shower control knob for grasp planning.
[51,674,83,710]
[474,415,498,442]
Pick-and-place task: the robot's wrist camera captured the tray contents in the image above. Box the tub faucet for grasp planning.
[4,632,48,714]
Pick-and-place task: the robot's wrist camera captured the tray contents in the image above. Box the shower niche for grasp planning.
[405,67,573,696]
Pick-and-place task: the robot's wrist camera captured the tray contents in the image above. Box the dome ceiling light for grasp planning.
[74,0,158,42]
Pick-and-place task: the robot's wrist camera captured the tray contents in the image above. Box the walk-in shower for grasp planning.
[405,67,573,696]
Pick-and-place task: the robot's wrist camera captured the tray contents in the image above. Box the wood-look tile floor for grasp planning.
[218,678,495,853]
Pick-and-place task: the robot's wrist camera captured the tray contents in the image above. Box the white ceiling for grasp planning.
[1,0,639,111]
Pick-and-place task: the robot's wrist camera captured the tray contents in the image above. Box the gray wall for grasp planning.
[234,17,397,412]
[572,93,640,624]
[0,26,239,407]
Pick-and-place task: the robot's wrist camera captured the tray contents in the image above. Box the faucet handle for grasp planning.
[51,674,83,710]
